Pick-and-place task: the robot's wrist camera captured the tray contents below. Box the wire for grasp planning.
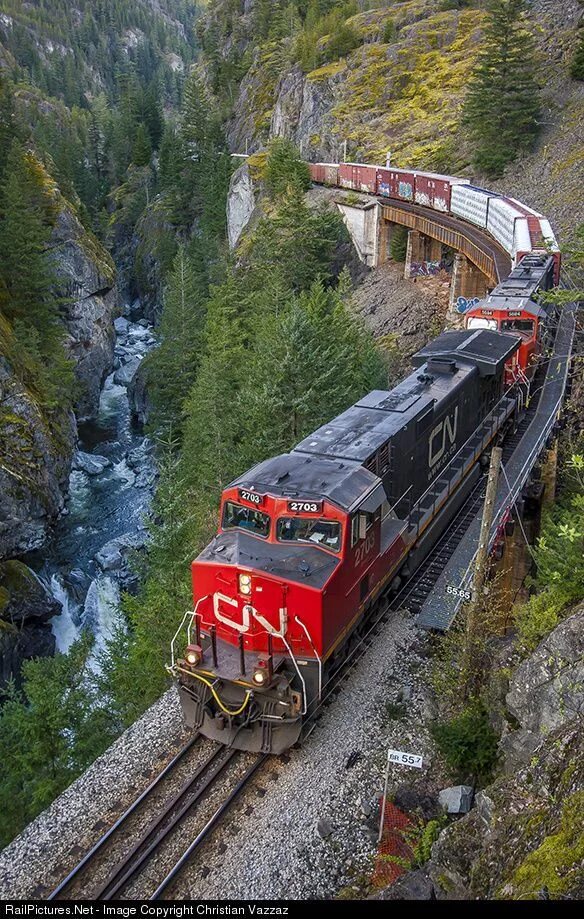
[176,666,252,716]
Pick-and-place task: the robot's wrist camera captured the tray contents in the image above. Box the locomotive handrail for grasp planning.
[295,615,323,701]
[169,595,210,669]
[405,388,517,534]
[450,295,577,611]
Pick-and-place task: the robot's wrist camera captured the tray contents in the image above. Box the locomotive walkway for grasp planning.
[417,292,578,630]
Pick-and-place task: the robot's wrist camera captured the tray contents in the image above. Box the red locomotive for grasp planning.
[464,253,557,388]
[172,329,522,753]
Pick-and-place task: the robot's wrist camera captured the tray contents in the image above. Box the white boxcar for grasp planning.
[450,185,495,229]
[486,197,525,256]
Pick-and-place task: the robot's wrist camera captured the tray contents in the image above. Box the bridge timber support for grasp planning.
[334,196,506,314]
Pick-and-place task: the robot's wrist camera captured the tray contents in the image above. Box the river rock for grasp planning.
[128,360,151,425]
[114,317,130,335]
[114,356,142,387]
[0,561,59,690]
[73,452,111,475]
[127,326,151,342]
[126,439,153,470]
[95,540,124,572]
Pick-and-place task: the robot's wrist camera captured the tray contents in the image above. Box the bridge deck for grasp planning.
[416,297,578,630]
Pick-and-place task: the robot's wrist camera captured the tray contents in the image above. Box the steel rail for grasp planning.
[96,746,233,900]
[47,734,200,900]
[150,753,268,900]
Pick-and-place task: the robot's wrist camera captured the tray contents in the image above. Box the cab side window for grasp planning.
[351,511,374,547]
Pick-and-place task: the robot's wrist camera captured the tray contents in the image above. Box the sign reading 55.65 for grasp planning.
[287,500,323,513]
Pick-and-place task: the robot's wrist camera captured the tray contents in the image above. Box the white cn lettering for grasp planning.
[428,406,458,467]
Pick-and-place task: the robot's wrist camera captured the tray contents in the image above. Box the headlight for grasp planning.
[239,573,252,595]
[252,668,267,686]
[185,644,201,667]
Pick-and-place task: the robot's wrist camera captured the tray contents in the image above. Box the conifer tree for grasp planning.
[0,142,59,335]
[132,122,153,167]
[462,0,541,177]
[146,244,208,435]
[179,274,247,496]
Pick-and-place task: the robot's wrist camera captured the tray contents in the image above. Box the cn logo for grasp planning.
[429,406,458,467]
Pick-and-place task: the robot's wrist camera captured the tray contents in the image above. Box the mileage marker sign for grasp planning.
[387,748,423,769]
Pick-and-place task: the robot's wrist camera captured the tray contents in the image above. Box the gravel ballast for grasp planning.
[0,609,444,900]
[0,690,189,899]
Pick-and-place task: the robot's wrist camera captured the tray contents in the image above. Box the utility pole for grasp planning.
[343,139,347,163]
[463,446,502,696]
[386,150,391,168]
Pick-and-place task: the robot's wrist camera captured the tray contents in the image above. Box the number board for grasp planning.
[509,310,522,317]
[446,584,471,602]
[287,500,323,514]
[238,489,265,507]
[482,309,494,316]
[387,749,423,769]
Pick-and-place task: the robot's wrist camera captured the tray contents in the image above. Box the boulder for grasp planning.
[317,818,333,838]
[73,451,111,475]
[438,786,474,815]
[114,356,142,387]
[95,540,124,572]
[114,317,130,335]
[374,868,435,900]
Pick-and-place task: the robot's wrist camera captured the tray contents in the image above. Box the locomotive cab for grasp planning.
[173,469,353,754]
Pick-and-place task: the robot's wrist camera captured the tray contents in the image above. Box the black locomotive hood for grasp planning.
[196,530,339,590]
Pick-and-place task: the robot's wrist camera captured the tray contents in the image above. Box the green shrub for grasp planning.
[571,30,584,81]
[431,702,499,783]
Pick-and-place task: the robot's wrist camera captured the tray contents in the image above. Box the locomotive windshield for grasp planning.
[501,318,534,336]
[222,502,270,538]
[467,317,497,331]
[277,517,341,552]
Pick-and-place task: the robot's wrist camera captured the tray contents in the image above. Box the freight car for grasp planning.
[308,162,561,281]
[172,329,522,754]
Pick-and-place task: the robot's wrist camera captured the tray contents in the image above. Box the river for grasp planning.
[27,312,157,667]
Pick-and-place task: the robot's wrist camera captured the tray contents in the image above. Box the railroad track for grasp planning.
[48,738,266,901]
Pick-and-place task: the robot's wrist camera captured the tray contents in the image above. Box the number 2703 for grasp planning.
[355,533,375,566]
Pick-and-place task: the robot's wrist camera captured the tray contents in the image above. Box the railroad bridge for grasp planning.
[335,195,511,323]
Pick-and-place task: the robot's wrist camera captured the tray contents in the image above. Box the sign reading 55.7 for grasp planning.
[387,749,423,769]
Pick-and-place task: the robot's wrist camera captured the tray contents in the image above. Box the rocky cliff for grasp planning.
[50,206,117,422]
[426,606,584,900]
[0,561,59,690]
[0,181,116,561]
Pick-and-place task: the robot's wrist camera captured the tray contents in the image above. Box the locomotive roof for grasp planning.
[231,453,380,513]
[232,330,519,513]
[488,254,554,311]
[197,530,339,589]
[412,329,520,373]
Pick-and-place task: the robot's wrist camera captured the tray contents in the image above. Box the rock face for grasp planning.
[269,64,342,163]
[501,607,584,772]
[426,605,584,900]
[0,561,59,691]
[227,162,256,249]
[0,357,76,558]
[50,206,117,422]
